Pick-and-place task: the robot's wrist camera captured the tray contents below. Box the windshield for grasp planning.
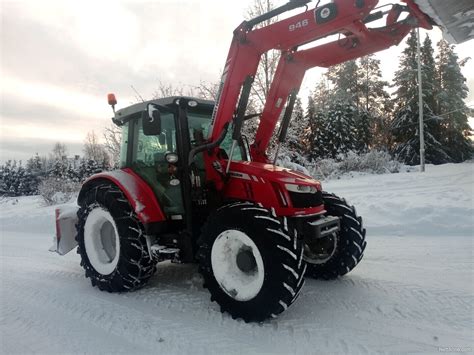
[188,111,247,161]
[188,111,212,148]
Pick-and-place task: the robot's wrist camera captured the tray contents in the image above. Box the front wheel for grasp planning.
[304,192,366,280]
[197,202,306,322]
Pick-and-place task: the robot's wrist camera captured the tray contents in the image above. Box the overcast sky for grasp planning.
[1,0,473,162]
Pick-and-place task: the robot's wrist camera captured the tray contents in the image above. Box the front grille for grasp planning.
[288,190,323,208]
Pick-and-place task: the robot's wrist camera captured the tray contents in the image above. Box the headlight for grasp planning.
[285,184,317,194]
[165,152,179,164]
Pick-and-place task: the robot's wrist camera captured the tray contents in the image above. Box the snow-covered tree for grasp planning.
[358,55,392,149]
[391,31,450,165]
[26,153,44,174]
[0,161,15,195]
[0,160,40,196]
[354,110,372,153]
[284,97,307,151]
[305,96,327,159]
[324,101,358,159]
[322,58,381,153]
[312,78,331,113]
[436,40,472,162]
[326,60,360,106]
[358,55,391,115]
[78,158,101,182]
[84,131,111,169]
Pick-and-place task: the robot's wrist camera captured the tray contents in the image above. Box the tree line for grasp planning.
[282,31,472,166]
[0,128,120,197]
[1,22,472,197]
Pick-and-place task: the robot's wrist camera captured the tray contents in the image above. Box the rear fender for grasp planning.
[78,169,166,224]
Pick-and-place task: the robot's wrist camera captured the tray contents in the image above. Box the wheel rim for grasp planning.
[84,207,120,275]
[303,232,338,265]
[211,229,265,301]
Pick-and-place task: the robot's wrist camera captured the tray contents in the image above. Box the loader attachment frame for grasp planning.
[208,0,433,165]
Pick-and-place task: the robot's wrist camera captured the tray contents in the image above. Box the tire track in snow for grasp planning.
[302,276,472,332]
[2,268,298,354]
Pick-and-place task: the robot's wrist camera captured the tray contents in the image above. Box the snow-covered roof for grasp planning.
[415,0,474,44]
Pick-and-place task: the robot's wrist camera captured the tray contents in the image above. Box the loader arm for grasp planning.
[253,4,429,160]
[208,0,433,162]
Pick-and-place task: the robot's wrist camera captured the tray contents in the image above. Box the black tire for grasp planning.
[305,192,366,280]
[197,202,306,322]
[76,183,156,292]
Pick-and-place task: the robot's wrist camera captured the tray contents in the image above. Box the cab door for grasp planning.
[128,112,185,218]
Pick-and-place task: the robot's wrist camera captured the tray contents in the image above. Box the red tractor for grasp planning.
[51,0,461,321]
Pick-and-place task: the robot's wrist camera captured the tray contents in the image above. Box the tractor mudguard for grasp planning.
[78,168,166,224]
[51,169,166,256]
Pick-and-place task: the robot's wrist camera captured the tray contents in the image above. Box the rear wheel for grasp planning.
[197,202,306,322]
[76,183,156,292]
[304,192,366,280]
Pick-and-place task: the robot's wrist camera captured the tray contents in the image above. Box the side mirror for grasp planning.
[142,103,162,135]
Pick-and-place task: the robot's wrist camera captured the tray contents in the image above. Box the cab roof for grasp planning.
[113,96,215,125]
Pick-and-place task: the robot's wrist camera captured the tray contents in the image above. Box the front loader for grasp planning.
[51,0,473,322]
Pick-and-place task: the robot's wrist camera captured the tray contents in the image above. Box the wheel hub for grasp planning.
[304,232,338,265]
[236,247,257,273]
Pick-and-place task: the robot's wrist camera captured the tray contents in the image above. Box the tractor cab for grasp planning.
[112,96,248,224]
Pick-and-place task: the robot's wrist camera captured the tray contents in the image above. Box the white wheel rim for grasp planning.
[84,207,120,275]
[211,229,265,301]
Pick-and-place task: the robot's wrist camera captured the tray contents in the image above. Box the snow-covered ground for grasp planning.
[1,163,473,354]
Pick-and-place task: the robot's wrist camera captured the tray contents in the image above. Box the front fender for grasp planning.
[78,168,166,224]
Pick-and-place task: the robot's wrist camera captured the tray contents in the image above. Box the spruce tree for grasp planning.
[436,40,472,162]
[50,159,69,180]
[391,31,450,165]
[354,110,372,153]
[421,35,444,150]
[305,96,329,159]
[78,158,101,182]
[359,55,391,149]
[324,101,358,159]
[0,161,13,195]
[285,97,307,152]
[358,55,390,114]
[324,58,381,153]
[26,153,43,173]
[312,79,331,113]
[326,60,360,107]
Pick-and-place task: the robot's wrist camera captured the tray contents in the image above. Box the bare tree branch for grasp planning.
[103,124,122,167]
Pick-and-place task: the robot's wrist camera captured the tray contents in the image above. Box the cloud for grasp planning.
[1,0,473,163]
[1,94,88,126]
[0,136,84,163]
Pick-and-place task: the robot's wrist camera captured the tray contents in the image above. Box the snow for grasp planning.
[1,163,473,354]
[57,204,79,219]
[83,207,120,276]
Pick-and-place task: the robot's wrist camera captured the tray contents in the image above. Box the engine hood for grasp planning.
[228,161,320,187]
